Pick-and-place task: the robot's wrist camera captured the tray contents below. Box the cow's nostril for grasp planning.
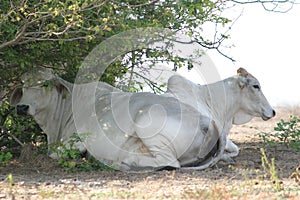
[16,105,29,115]
[272,109,276,117]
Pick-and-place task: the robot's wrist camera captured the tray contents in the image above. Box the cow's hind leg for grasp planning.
[120,105,180,171]
[120,134,180,171]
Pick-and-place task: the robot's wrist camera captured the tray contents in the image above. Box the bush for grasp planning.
[0,100,46,153]
[50,134,114,172]
[259,116,300,151]
[0,152,12,167]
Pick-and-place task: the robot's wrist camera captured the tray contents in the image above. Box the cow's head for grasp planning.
[234,68,275,124]
[10,67,71,116]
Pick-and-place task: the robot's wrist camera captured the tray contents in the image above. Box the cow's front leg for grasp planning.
[221,137,239,163]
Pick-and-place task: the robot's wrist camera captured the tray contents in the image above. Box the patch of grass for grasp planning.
[260,148,282,192]
[258,116,300,188]
[39,190,56,199]
[7,173,14,186]
[289,164,300,184]
[183,185,242,200]
[2,173,16,199]
[228,148,284,193]
[90,192,136,199]
[0,152,12,167]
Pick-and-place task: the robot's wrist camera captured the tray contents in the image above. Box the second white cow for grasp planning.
[166,68,275,165]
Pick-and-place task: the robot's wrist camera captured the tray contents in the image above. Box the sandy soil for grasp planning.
[0,107,299,199]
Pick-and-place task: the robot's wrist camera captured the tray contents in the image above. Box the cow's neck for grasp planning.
[34,91,74,144]
[200,77,242,130]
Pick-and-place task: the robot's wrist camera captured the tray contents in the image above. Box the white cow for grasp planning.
[10,67,274,171]
[166,68,276,164]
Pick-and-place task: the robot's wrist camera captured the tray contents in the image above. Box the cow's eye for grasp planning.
[253,85,260,90]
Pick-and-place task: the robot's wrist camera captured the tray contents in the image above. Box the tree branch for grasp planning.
[127,0,159,8]
[132,71,165,93]
[0,0,109,49]
[230,0,299,13]
[0,18,30,49]
[0,126,24,147]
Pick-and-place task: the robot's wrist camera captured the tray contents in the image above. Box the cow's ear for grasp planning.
[237,76,248,89]
[53,78,72,98]
[10,86,23,106]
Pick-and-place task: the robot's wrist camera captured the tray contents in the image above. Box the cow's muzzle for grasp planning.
[262,109,276,121]
[16,105,29,115]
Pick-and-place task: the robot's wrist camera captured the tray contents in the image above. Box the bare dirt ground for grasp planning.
[1,107,300,199]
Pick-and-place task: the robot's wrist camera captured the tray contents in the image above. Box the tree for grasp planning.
[0,0,231,85]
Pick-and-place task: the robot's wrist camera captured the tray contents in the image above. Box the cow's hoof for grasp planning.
[224,157,235,164]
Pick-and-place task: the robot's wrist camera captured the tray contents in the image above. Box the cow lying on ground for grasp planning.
[10,67,275,170]
[166,68,276,164]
